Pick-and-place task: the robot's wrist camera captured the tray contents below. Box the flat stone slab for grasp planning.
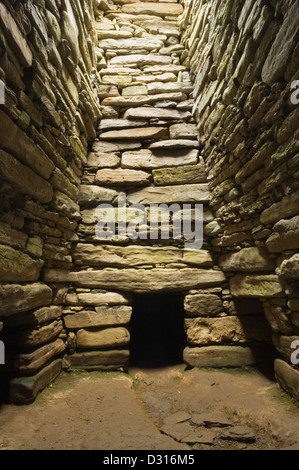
[147,82,193,95]
[0,244,43,282]
[121,3,183,17]
[98,37,163,51]
[122,149,199,169]
[76,327,130,349]
[92,141,142,153]
[64,307,132,329]
[65,292,131,306]
[9,359,62,405]
[78,185,118,207]
[229,274,284,297]
[0,283,52,317]
[124,107,191,121]
[110,54,172,67]
[169,123,198,140]
[122,85,148,96]
[127,184,210,204]
[5,339,65,375]
[86,152,120,168]
[98,119,148,132]
[68,350,129,370]
[4,306,62,326]
[183,346,257,368]
[220,426,256,443]
[95,168,151,186]
[101,93,187,107]
[149,139,200,150]
[73,244,213,268]
[184,293,223,316]
[153,164,206,185]
[99,127,169,141]
[44,268,226,293]
[5,320,63,349]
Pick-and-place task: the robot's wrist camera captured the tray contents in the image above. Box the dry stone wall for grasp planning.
[180,0,299,398]
[42,0,271,374]
[0,0,100,404]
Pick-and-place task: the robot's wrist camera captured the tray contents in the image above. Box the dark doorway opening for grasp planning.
[130,293,186,368]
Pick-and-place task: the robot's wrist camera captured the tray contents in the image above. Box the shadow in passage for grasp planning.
[235,298,278,381]
[129,293,187,368]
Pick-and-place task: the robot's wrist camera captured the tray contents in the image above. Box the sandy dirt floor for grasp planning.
[0,365,299,450]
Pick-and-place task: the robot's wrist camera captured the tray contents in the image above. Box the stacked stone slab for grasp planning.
[180,0,299,399]
[43,0,271,372]
[0,0,100,404]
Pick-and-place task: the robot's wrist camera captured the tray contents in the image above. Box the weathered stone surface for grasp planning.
[65,292,131,306]
[275,358,299,401]
[0,244,43,282]
[0,3,33,68]
[0,150,53,204]
[127,184,210,204]
[147,82,193,95]
[110,54,172,67]
[266,216,299,253]
[101,93,187,107]
[86,152,120,168]
[6,339,65,375]
[122,149,199,169]
[124,107,191,121]
[149,140,200,150]
[98,37,163,51]
[184,294,223,317]
[169,123,198,140]
[0,111,55,180]
[93,141,142,153]
[45,268,226,292]
[5,320,63,349]
[136,73,178,84]
[183,346,257,368]
[122,85,148,96]
[261,2,299,85]
[68,350,129,370]
[4,306,62,327]
[78,185,118,207]
[64,307,132,329]
[76,328,130,349]
[185,316,272,345]
[219,248,275,272]
[0,222,28,250]
[263,303,294,335]
[100,127,168,141]
[9,359,62,405]
[0,283,52,317]
[260,190,299,225]
[98,119,148,132]
[95,168,151,186]
[122,3,183,17]
[229,275,284,297]
[153,164,206,185]
[73,245,212,268]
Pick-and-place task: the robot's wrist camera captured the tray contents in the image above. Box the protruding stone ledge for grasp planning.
[9,359,62,405]
[65,292,131,306]
[44,268,226,293]
[0,283,52,317]
[122,149,199,169]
